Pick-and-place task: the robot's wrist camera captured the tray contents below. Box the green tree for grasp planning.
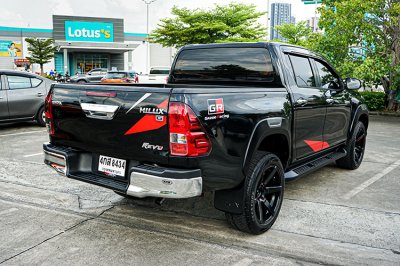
[25,38,57,75]
[149,3,266,47]
[275,21,312,46]
[318,0,400,106]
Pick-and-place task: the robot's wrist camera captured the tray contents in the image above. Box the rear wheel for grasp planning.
[36,106,46,127]
[336,121,366,170]
[225,152,284,234]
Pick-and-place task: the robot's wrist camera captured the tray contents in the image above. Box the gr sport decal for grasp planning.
[207,98,224,115]
[124,99,168,135]
[304,140,330,152]
[205,98,229,121]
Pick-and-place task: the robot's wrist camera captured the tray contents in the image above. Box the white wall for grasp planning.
[131,42,176,74]
[131,42,147,74]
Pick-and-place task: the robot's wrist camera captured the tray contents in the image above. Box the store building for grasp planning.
[0,15,175,74]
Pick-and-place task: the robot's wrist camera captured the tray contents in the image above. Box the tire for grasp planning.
[336,121,367,170]
[36,106,46,127]
[225,152,285,234]
[78,80,86,84]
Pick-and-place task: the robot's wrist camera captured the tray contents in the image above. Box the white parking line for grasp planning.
[23,152,43,158]
[0,130,46,137]
[343,159,400,200]
[0,208,18,215]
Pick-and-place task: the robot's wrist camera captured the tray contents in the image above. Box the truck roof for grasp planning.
[180,42,319,58]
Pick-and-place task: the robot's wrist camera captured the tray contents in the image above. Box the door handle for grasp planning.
[37,93,44,97]
[326,98,335,104]
[295,98,308,105]
[80,103,119,120]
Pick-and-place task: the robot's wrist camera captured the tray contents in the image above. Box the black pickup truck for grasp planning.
[43,42,368,234]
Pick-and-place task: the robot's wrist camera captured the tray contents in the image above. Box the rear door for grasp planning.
[0,75,9,120]
[285,54,328,160]
[6,75,46,119]
[312,59,351,147]
[51,85,171,164]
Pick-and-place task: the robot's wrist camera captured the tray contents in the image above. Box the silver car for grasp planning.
[69,68,108,83]
[0,70,54,126]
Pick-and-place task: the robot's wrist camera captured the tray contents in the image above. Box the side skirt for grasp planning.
[284,150,347,182]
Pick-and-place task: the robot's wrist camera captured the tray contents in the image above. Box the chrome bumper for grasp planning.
[127,171,202,199]
[44,150,67,175]
[44,143,202,199]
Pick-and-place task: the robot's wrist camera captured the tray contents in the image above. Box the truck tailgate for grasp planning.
[50,84,171,164]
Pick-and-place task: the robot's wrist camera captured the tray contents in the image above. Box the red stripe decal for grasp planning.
[304,140,330,152]
[124,99,168,135]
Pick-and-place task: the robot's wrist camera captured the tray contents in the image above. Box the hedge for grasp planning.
[359,91,385,111]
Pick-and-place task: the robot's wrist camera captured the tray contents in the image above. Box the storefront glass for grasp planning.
[75,53,109,74]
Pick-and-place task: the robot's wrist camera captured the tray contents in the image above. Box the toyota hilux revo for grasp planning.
[43,42,368,234]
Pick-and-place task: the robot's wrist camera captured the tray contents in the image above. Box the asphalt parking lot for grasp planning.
[0,116,399,265]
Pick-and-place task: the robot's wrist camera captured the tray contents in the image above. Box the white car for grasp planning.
[138,66,170,84]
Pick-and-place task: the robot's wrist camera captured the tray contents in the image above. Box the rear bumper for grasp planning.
[43,143,202,199]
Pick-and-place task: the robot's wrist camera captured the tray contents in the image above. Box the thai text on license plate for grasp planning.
[98,155,126,177]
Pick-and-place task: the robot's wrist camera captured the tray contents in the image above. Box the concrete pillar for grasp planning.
[128,50,133,71]
[63,48,68,75]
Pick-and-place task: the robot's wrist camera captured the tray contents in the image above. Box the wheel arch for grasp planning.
[349,104,369,137]
[35,103,45,119]
[242,119,291,175]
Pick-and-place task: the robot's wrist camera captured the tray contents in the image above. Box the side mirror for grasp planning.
[345,78,362,90]
[87,72,92,75]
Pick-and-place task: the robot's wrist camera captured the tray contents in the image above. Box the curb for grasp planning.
[369,111,400,117]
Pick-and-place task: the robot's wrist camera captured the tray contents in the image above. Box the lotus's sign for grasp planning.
[65,21,114,42]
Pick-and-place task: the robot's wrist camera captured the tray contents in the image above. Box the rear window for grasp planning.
[150,68,169,75]
[105,72,127,79]
[7,75,43,89]
[172,47,278,84]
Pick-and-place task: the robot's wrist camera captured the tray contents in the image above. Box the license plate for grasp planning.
[98,155,126,177]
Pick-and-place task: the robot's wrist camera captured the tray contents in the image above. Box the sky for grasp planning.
[0,0,320,33]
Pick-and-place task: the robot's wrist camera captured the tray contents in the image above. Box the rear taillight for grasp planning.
[168,102,211,156]
[44,93,54,135]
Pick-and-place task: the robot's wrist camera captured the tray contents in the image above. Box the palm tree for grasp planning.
[25,38,57,75]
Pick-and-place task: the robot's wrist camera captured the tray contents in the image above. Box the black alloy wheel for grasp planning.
[354,124,366,165]
[225,152,284,234]
[336,121,367,170]
[254,165,283,225]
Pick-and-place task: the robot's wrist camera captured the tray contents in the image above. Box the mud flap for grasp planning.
[214,183,245,214]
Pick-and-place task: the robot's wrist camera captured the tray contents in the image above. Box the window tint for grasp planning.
[31,78,43,87]
[314,60,340,89]
[289,55,316,87]
[150,69,169,75]
[173,48,277,84]
[7,76,32,89]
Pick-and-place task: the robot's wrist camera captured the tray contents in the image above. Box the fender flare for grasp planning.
[215,118,290,214]
[242,117,291,174]
[348,104,369,138]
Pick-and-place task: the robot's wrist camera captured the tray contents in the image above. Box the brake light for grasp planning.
[44,92,54,135]
[169,102,211,156]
